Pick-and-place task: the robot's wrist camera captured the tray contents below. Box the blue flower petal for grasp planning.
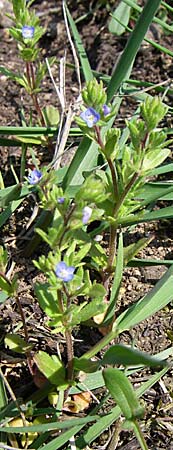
[28,169,42,185]
[103,104,111,116]
[82,206,92,225]
[57,197,65,204]
[80,107,100,128]
[55,261,75,282]
[22,25,35,39]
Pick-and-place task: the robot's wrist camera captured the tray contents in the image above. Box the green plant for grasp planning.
[0,0,173,449]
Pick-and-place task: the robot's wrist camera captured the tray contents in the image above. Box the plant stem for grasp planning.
[107,418,123,450]
[58,287,74,382]
[114,172,139,218]
[94,125,119,275]
[15,296,29,343]
[20,143,27,182]
[15,295,34,375]
[132,419,149,450]
[106,172,139,274]
[59,203,76,248]
[94,126,119,200]
[26,61,46,127]
[107,157,119,201]
[81,328,117,360]
[94,125,104,151]
[65,329,74,381]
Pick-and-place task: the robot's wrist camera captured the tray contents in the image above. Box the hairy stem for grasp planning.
[107,225,117,272]
[113,172,139,218]
[59,287,74,382]
[26,61,46,127]
[59,203,76,248]
[107,157,119,201]
[65,329,74,381]
[94,126,119,201]
[15,296,29,343]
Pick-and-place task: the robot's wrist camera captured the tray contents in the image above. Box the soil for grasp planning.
[0,1,173,449]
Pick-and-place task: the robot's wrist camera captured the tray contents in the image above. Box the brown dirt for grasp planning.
[0,1,173,449]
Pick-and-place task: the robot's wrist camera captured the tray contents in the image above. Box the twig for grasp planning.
[46,56,65,110]
[62,0,81,93]
[53,104,75,170]
[107,418,123,450]
[0,367,27,426]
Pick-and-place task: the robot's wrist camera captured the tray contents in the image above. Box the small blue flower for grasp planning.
[28,169,42,185]
[103,104,111,116]
[55,261,75,282]
[22,25,35,39]
[82,206,92,225]
[57,197,65,204]
[80,107,100,128]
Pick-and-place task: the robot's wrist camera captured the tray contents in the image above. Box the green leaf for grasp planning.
[109,1,131,35]
[4,334,32,354]
[103,368,144,420]
[102,232,123,326]
[34,283,60,319]
[16,136,43,145]
[64,3,93,81]
[73,357,99,373]
[138,182,173,204]
[0,415,99,434]
[102,344,166,367]
[107,0,162,101]
[128,258,173,267]
[33,351,66,388]
[42,106,60,127]
[0,184,22,208]
[123,236,153,265]
[71,297,107,325]
[0,291,8,304]
[75,366,168,449]
[142,148,170,173]
[116,264,173,333]
[88,283,106,298]
[0,198,25,229]
[73,243,91,264]
[0,277,13,295]
[12,0,25,19]
[0,67,28,89]
[122,0,173,33]
[119,205,173,227]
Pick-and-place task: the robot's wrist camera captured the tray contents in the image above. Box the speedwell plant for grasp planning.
[0,0,173,448]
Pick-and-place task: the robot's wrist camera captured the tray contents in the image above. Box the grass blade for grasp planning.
[122,0,173,33]
[64,3,93,81]
[116,264,173,333]
[109,1,132,35]
[107,0,162,101]
[75,366,169,449]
